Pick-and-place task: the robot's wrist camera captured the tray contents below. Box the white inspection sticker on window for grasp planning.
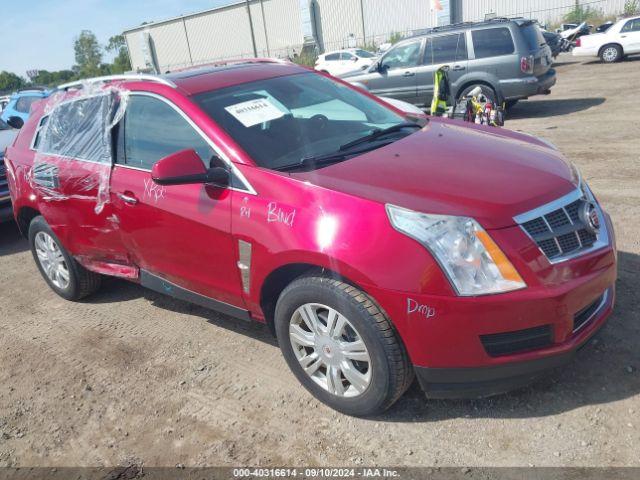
[225,98,285,127]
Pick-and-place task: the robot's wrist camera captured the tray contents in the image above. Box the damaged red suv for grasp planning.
[5,61,616,416]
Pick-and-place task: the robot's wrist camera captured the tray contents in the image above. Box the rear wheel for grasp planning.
[600,44,622,63]
[29,216,101,301]
[458,84,498,105]
[275,275,413,416]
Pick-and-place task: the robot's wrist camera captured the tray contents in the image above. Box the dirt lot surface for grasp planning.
[0,54,639,468]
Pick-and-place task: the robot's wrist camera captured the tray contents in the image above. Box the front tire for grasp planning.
[275,275,413,416]
[600,44,622,63]
[29,216,101,301]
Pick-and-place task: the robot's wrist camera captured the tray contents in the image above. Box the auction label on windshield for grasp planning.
[225,98,285,127]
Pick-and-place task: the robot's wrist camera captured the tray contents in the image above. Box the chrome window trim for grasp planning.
[124,92,257,196]
[513,184,610,265]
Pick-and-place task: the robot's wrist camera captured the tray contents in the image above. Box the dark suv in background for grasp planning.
[344,18,556,109]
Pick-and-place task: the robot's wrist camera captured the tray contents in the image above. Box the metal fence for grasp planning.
[124,0,633,73]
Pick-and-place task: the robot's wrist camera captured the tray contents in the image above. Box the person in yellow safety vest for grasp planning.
[430,66,451,116]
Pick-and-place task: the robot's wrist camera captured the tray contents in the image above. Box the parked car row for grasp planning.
[0,88,50,124]
[573,14,640,63]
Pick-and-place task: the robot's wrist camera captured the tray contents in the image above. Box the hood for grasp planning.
[293,119,577,229]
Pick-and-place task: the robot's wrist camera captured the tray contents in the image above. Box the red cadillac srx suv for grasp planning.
[4,61,616,416]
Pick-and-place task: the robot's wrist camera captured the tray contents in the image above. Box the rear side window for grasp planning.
[15,96,40,114]
[31,115,49,150]
[424,33,467,64]
[324,53,340,61]
[39,94,115,164]
[622,18,640,32]
[120,95,213,170]
[472,28,515,58]
[520,24,546,50]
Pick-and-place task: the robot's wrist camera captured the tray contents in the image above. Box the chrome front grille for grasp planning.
[514,186,609,263]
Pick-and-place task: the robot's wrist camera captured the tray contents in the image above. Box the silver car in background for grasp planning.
[0,119,18,222]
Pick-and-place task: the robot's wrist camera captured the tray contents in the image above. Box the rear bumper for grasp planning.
[573,46,599,57]
[415,286,613,398]
[500,69,557,100]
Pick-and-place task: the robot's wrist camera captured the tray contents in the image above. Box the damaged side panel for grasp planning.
[27,83,135,275]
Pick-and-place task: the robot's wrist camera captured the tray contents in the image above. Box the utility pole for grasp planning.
[359,0,366,45]
[245,0,258,57]
[259,0,271,57]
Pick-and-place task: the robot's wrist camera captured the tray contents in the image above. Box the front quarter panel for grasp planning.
[231,165,454,317]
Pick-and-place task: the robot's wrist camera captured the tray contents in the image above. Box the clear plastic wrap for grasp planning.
[30,82,129,213]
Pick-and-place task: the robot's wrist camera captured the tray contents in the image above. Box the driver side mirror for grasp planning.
[7,116,24,129]
[152,149,230,188]
[374,61,388,74]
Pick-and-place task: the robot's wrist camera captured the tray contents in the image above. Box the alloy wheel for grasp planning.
[289,303,371,397]
[34,231,70,290]
[603,47,618,62]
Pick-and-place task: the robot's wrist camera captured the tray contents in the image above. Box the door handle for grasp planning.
[403,71,416,77]
[452,65,466,71]
[620,35,627,38]
[117,192,138,205]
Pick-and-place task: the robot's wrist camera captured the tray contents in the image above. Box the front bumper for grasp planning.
[500,68,557,100]
[363,212,616,399]
[0,201,12,223]
[415,286,613,398]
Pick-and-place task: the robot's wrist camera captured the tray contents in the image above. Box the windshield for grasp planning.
[520,23,547,50]
[354,49,375,58]
[194,72,407,171]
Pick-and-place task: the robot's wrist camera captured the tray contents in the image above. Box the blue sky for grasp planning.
[0,0,232,77]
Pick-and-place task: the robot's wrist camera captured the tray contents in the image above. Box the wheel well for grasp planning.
[16,207,40,237]
[599,43,623,56]
[455,80,499,102]
[259,263,349,334]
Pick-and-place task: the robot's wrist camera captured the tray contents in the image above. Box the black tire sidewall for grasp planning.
[28,216,81,301]
[275,278,394,416]
[459,84,497,105]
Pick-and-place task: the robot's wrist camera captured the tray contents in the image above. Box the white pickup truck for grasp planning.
[573,15,640,63]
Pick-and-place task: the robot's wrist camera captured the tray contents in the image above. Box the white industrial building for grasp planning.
[123,0,629,73]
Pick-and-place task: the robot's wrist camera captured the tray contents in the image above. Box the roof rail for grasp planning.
[409,16,523,37]
[18,86,48,93]
[58,74,176,91]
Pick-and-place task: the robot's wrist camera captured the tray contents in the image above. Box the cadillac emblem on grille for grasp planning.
[580,201,600,235]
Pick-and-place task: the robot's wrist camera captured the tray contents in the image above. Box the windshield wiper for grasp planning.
[338,122,422,152]
[274,141,395,172]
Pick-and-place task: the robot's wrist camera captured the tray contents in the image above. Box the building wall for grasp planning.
[124,0,305,72]
[311,0,440,51]
[460,0,628,25]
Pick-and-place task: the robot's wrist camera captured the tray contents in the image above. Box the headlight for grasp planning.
[386,205,526,296]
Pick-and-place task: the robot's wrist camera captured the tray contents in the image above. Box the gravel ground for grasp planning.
[0,53,638,468]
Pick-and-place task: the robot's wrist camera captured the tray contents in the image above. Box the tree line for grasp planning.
[0,30,131,94]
